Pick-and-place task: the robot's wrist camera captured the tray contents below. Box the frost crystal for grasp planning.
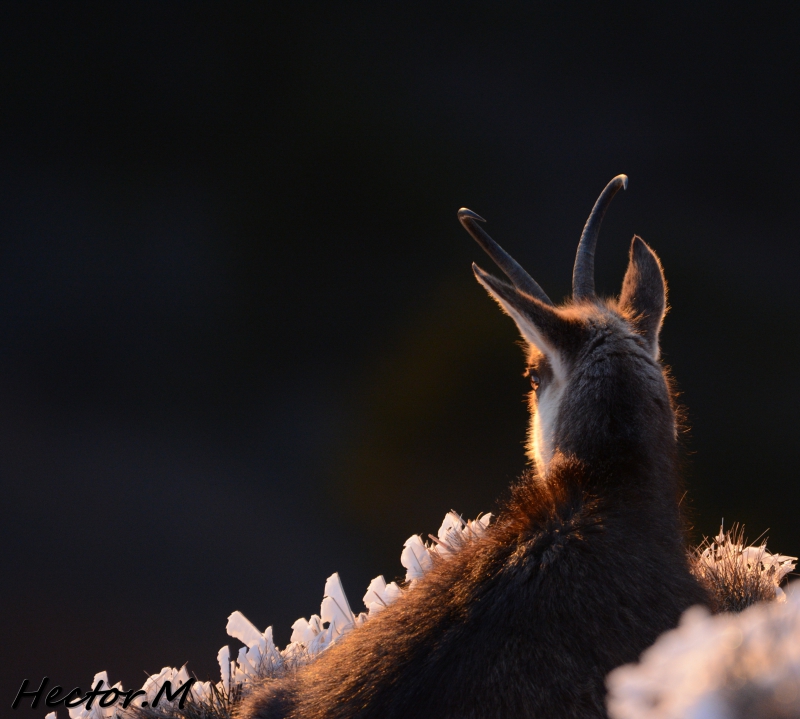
[363,575,402,615]
[691,524,797,612]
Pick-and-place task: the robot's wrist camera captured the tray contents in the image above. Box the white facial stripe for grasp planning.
[500,303,568,473]
[476,274,568,475]
[528,379,564,471]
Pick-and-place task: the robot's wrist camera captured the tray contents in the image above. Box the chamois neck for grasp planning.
[551,411,681,506]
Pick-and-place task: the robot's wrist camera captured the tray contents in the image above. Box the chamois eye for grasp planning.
[525,368,541,391]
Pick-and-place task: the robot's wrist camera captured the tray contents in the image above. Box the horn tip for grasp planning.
[458,208,486,223]
[617,174,628,190]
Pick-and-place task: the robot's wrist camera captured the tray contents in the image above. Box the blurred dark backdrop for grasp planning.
[3,2,800,715]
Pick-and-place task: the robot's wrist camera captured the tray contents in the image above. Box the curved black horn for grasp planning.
[458,208,553,306]
[572,174,628,300]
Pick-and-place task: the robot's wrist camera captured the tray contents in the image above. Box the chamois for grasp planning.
[238,176,710,719]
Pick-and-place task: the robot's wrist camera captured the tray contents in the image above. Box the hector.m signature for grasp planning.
[12,676,196,711]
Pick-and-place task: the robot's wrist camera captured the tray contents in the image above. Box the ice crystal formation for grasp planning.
[51,511,491,719]
[692,524,797,612]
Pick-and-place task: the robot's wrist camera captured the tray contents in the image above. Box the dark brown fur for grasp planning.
[237,186,710,718]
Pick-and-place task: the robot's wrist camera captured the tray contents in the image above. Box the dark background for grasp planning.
[3,3,800,716]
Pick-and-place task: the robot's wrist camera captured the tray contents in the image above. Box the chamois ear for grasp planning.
[619,236,667,358]
[473,263,569,364]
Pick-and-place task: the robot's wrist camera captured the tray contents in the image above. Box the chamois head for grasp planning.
[460,176,674,482]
